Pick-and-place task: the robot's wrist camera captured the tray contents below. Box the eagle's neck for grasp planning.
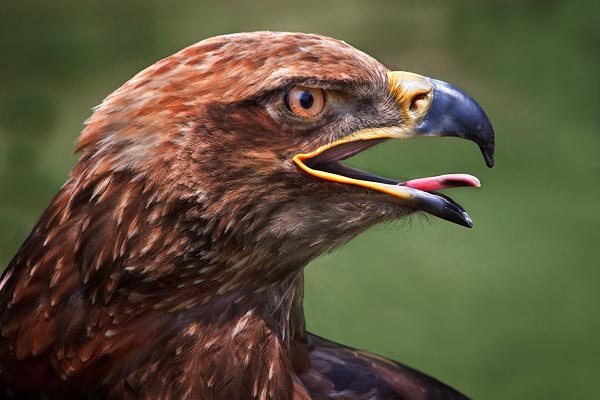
[140,265,307,344]
[1,167,315,396]
[108,266,310,398]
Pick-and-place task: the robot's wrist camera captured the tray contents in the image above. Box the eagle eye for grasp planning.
[285,87,325,118]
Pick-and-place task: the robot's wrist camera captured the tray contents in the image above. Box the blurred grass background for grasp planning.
[0,1,598,398]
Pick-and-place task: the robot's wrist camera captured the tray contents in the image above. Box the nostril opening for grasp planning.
[409,93,429,114]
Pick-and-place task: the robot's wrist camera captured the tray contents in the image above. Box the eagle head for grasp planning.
[74,32,493,288]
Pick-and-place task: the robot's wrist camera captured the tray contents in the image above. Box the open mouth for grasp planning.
[293,71,494,228]
[304,138,481,190]
[294,135,485,228]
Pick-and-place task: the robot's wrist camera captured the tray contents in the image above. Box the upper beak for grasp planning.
[387,71,495,167]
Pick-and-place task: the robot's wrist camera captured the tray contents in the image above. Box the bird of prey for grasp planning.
[0,32,494,399]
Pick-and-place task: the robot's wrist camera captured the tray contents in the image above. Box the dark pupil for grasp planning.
[298,91,314,109]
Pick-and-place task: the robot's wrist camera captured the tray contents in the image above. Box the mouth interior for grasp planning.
[303,139,480,192]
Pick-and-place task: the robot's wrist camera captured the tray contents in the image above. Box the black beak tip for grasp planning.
[468,98,495,168]
[478,120,495,168]
[457,212,474,228]
[481,139,495,168]
[483,150,495,168]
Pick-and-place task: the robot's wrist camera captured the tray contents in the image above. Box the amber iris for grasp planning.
[285,87,325,118]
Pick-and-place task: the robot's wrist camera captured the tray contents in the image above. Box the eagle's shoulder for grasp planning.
[299,334,469,400]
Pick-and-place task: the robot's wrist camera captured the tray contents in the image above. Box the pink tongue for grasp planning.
[402,174,480,191]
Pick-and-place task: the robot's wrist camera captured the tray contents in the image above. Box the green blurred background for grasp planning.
[1,1,598,398]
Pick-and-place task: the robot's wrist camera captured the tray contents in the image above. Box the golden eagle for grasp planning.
[0,32,494,399]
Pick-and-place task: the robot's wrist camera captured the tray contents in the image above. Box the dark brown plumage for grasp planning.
[0,32,494,399]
